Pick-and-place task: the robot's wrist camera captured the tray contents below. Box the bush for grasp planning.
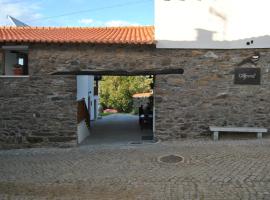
[99,76,152,113]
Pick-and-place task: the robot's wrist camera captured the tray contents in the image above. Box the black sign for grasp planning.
[234,68,261,85]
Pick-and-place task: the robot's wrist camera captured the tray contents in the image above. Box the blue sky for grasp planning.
[0,0,154,26]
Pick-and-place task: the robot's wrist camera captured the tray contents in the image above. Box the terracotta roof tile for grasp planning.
[0,26,154,45]
[133,92,153,98]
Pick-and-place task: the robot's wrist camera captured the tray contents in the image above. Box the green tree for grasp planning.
[99,76,153,113]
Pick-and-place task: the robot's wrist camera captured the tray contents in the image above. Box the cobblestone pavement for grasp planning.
[1,139,270,199]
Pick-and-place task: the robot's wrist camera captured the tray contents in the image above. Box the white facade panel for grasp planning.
[77,75,102,143]
[77,121,90,144]
[155,0,270,49]
[77,75,99,120]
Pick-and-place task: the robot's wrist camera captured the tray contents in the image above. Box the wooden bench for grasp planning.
[209,126,268,141]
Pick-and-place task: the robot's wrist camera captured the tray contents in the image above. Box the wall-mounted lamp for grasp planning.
[237,52,260,66]
[251,53,260,63]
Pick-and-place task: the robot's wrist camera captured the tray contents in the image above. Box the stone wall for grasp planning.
[0,50,3,75]
[1,43,270,148]
[154,50,270,140]
[29,44,270,140]
[0,72,77,148]
[28,44,162,75]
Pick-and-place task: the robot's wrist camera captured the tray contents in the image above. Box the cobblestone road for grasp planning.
[1,139,270,199]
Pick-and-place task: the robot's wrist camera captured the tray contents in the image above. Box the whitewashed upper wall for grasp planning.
[155,0,270,49]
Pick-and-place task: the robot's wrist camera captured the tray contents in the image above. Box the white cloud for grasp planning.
[77,18,140,27]
[78,18,94,25]
[0,0,42,26]
[104,20,139,27]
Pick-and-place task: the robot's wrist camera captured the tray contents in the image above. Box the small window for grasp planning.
[2,47,28,76]
[18,57,24,65]
[94,80,99,96]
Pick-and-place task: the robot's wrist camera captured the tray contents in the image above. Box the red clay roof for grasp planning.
[0,26,154,45]
[133,92,153,98]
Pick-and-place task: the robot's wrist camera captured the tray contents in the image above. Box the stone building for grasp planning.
[0,26,270,148]
[132,92,153,112]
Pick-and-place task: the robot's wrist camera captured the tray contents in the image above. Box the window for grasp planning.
[1,46,29,76]
[94,76,101,96]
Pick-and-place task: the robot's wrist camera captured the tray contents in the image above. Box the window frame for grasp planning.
[1,45,29,77]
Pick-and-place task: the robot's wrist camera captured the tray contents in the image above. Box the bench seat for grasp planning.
[209,126,268,141]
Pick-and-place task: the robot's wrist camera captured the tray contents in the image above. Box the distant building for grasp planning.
[132,92,153,112]
[156,0,270,48]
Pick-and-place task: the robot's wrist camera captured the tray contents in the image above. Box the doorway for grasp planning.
[94,99,97,119]
[79,75,155,145]
[66,68,184,145]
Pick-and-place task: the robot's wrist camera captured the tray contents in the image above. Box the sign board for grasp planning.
[234,68,261,85]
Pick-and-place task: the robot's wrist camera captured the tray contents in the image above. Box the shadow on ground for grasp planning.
[81,113,153,145]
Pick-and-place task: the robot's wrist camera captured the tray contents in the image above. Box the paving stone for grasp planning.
[1,139,270,199]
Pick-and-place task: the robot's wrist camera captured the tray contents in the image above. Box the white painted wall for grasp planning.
[77,75,90,105]
[76,75,99,143]
[89,76,95,121]
[77,75,92,144]
[155,0,270,49]
[93,95,99,120]
[77,75,96,112]
[77,121,90,144]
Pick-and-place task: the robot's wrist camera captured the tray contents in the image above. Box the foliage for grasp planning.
[100,112,113,117]
[99,76,153,113]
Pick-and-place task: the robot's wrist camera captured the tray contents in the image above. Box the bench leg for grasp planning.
[213,131,219,141]
[257,132,262,139]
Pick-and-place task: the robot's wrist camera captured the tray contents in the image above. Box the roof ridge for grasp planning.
[0,25,155,45]
[0,25,154,30]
